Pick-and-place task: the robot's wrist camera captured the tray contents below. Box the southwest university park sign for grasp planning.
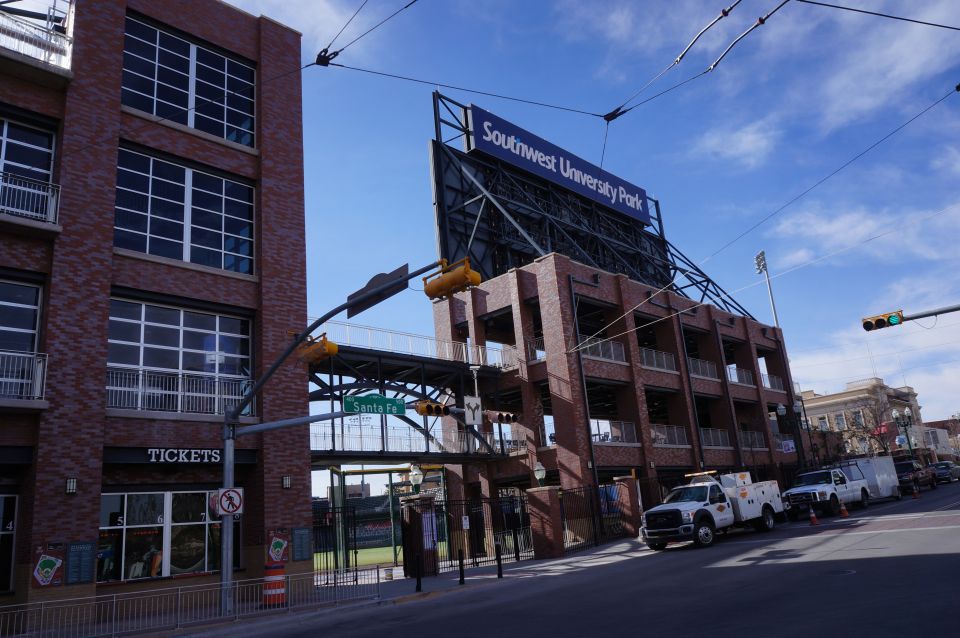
[468,104,651,225]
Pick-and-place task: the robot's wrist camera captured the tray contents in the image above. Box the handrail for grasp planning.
[0,350,46,400]
[0,8,72,69]
[0,170,60,224]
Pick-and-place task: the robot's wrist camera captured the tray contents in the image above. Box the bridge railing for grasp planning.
[316,321,518,369]
[311,421,517,456]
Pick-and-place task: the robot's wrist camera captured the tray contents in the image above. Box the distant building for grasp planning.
[801,378,937,462]
[327,483,372,501]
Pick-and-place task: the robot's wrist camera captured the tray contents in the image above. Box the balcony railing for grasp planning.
[525,337,546,362]
[762,373,785,392]
[591,420,639,444]
[699,427,731,448]
[106,367,254,416]
[319,321,518,369]
[687,357,719,379]
[726,366,755,386]
[0,171,60,224]
[739,430,767,450]
[0,7,72,69]
[640,347,677,372]
[578,335,626,363]
[0,350,46,400]
[652,423,689,446]
[310,422,518,455]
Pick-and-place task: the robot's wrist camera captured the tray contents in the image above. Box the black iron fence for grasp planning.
[313,504,358,576]
[559,484,628,552]
[433,496,533,572]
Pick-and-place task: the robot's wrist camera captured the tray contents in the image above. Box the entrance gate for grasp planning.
[312,503,358,577]
[432,495,533,572]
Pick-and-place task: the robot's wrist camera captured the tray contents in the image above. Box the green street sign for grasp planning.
[343,394,406,415]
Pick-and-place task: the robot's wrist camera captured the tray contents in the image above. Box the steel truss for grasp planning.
[430,92,753,318]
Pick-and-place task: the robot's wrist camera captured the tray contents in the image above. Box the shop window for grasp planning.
[98,491,240,582]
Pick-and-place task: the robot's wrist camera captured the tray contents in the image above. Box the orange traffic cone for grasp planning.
[809,506,819,526]
[839,501,849,518]
[912,484,920,499]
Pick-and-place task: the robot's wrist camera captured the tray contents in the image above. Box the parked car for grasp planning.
[933,461,960,483]
[783,468,870,520]
[894,460,938,493]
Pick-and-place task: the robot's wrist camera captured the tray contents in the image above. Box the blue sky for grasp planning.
[225,0,960,491]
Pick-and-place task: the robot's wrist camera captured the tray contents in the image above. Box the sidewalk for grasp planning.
[180,538,647,637]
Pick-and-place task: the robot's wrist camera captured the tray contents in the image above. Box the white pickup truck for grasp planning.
[641,471,786,550]
[782,468,870,520]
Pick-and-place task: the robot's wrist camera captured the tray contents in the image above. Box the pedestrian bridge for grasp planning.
[307,321,523,467]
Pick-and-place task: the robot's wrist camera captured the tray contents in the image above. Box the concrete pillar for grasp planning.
[613,476,642,538]
[526,486,565,559]
[400,494,438,577]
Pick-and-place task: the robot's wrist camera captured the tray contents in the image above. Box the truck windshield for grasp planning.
[894,463,914,474]
[793,472,832,487]
[664,486,708,504]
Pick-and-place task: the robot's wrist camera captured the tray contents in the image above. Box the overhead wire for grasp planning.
[789,336,960,369]
[795,0,960,32]
[316,0,420,66]
[325,0,369,51]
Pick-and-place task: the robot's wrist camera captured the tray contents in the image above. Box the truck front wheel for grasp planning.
[693,520,715,547]
[826,495,841,517]
[754,506,776,532]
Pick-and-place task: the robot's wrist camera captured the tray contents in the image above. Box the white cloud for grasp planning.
[931,145,960,176]
[692,119,781,169]
[776,247,815,270]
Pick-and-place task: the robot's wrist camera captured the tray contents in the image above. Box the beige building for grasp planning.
[800,378,934,460]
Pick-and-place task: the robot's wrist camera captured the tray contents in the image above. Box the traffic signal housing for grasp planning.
[414,401,450,417]
[297,333,338,363]
[494,412,520,423]
[423,258,481,300]
[862,310,904,331]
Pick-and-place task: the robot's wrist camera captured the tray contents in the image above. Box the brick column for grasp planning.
[613,476,642,538]
[526,486,565,559]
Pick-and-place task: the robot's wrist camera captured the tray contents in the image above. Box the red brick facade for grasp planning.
[0,0,309,602]
[436,253,802,508]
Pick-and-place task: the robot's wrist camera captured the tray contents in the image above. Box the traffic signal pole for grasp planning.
[219,260,442,614]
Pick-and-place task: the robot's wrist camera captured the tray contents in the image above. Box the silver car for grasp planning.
[933,461,960,483]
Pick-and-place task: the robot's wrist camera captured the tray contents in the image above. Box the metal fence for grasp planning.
[726,366,755,386]
[434,496,533,572]
[559,484,628,553]
[762,373,786,391]
[0,171,60,223]
[578,335,626,362]
[310,423,520,456]
[699,427,731,447]
[640,347,677,372]
[591,420,639,444]
[0,350,46,400]
[651,423,689,446]
[313,504,359,573]
[739,430,768,450]
[0,569,378,638]
[525,337,546,362]
[0,7,73,69]
[687,357,719,379]
[105,367,254,416]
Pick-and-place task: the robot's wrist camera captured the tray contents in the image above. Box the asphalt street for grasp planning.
[189,482,960,638]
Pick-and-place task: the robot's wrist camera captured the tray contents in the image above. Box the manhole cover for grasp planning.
[826,569,857,576]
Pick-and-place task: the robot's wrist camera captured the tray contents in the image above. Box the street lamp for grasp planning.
[892,408,916,459]
[409,465,424,494]
[533,461,546,487]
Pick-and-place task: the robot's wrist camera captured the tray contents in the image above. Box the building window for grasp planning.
[852,410,864,428]
[817,416,828,431]
[834,413,847,431]
[121,16,256,147]
[0,496,15,593]
[106,299,252,414]
[0,118,55,220]
[98,491,240,582]
[113,148,254,274]
[0,280,40,353]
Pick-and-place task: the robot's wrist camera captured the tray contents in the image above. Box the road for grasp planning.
[196,482,960,638]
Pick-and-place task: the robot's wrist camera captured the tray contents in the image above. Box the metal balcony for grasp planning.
[726,366,755,386]
[0,171,60,224]
[651,423,689,446]
[699,427,731,447]
[687,357,719,379]
[106,366,254,416]
[762,372,786,392]
[578,335,626,363]
[739,430,767,450]
[640,347,677,372]
[525,337,546,362]
[0,5,73,70]
[0,350,47,400]
[591,419,639,444]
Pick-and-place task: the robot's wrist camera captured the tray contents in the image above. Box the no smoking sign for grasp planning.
[215,488,244,516]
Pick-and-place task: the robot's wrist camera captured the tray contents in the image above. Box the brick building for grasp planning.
[0,0,311,601]
[435,252,803,507]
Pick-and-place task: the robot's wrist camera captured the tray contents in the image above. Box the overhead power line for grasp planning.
[317,0,420,66]
[327,63,604,118]
[324,0,370,52]
[796,0,960,32]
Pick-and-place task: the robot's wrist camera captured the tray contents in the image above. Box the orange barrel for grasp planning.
[263,562,286,607]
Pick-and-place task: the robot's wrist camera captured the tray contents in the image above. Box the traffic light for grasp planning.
[423,258,481,300]
[862,310,904,331]
[298,333,338,363]
[414,401,450,416]
[494,412,520,423]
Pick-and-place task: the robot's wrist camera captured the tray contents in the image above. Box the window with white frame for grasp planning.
[817,416,828,431]
[113,148,254,274]
[0,280,40,353]
[121,16,256,147]
[834,413,847,431]
[97,491,240,582]
[0,118,55,220]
